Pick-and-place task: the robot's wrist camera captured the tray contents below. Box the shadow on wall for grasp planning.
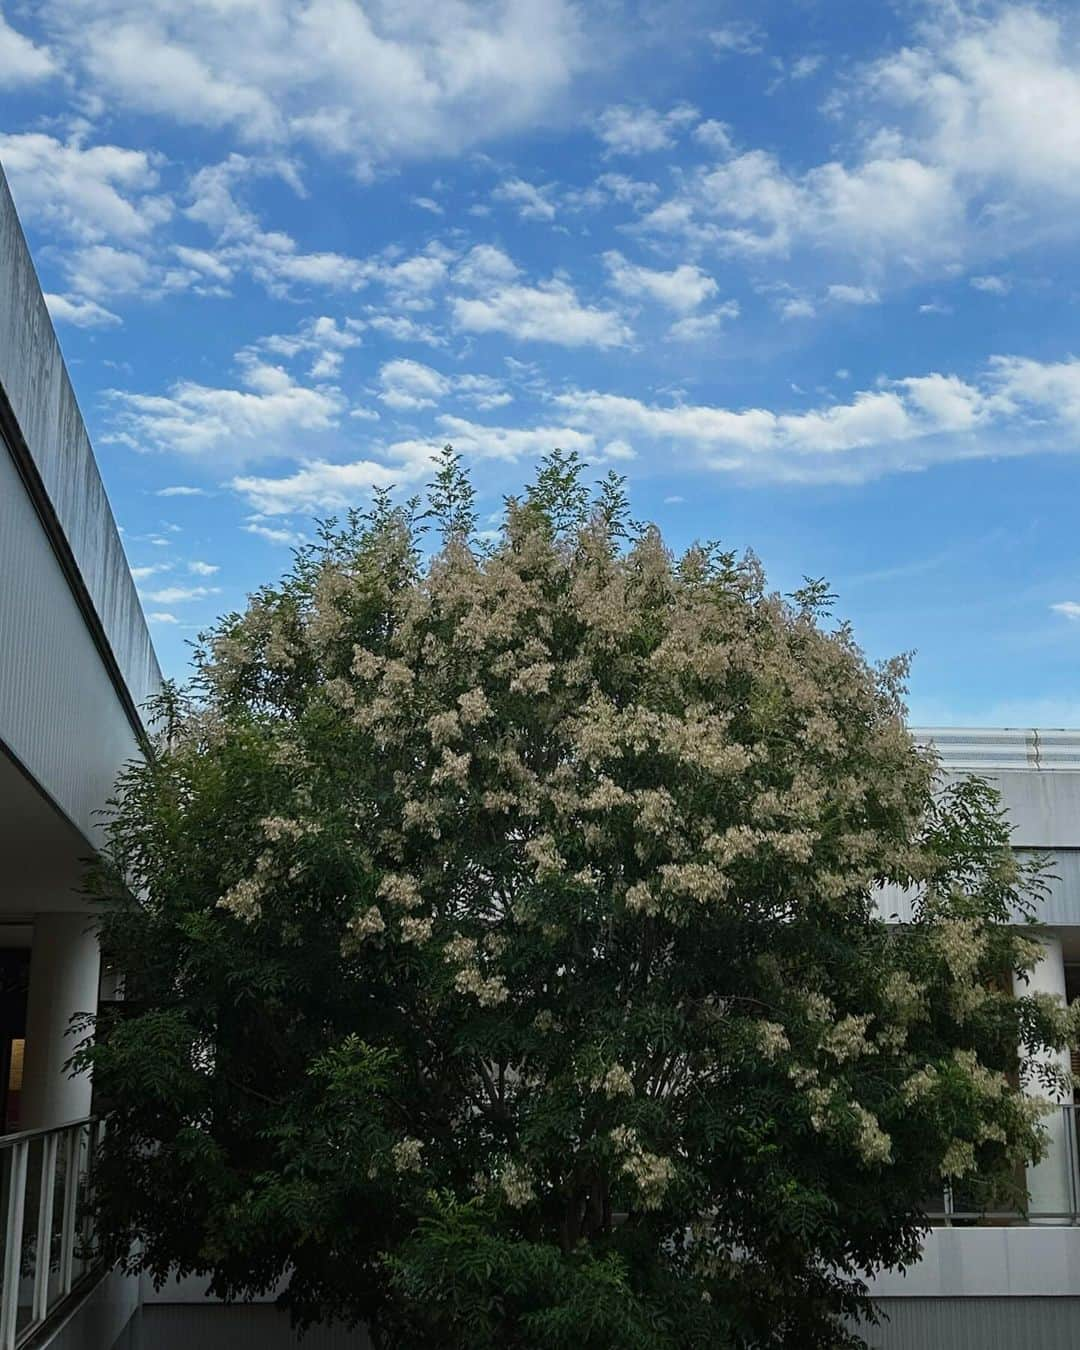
[137,1303,371,1350]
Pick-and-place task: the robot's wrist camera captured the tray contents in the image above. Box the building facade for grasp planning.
[866,727,1080,1348]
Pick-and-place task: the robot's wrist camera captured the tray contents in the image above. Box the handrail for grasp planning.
[0,1118,96,1152]
[0,1116,103,1350]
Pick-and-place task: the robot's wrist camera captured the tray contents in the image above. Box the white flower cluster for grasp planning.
[940,1138,976,1178]
[454,966,509,1007]
[400,916,433,945]
[260,816,318,842]
[427,710,462,746]
[625,881,659,916]
[524,834,565,879]
[378,873,422,911]
[443,935,477,964]
[610,1125,674,1210]
[851,1103,892,1166]
[591,1064,635,1097]
[510,662,553,695]
[755,1021,790,1062]
[499,1158,535,1208]
[881,970,926,1024]
[457,687,492,725]
[344,905,384,947]
[391,1137,424,1174]
[432,747,472,789]
[934,917,986,984]
[218,877,262,921]
[825,1014,874,1063]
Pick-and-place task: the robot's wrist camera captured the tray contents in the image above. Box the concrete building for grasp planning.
[3,159,1080,1347]
[866,727,1080,1349]
[0,157,158,1350]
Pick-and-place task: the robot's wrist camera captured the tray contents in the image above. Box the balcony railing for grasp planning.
[0,1117,102,1350]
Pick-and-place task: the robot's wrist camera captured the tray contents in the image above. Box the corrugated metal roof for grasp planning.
[911,727,1080,772]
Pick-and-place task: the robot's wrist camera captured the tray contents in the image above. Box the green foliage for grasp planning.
[81,451,1070,1347]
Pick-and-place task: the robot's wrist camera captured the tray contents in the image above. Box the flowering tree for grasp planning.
[85,451,1073,1348]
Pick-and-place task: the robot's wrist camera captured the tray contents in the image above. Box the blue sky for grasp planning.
[2,0,1080,725]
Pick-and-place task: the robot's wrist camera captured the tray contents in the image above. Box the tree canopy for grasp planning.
[83,449,1074,1348]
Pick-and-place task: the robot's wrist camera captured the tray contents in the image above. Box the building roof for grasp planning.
[912,727,1080,773]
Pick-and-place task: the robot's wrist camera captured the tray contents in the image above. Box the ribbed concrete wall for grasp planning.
[863,1296,1080,1349]
[0,160,161,846]
[0,163,160,725]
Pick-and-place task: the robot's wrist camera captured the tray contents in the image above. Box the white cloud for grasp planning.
[184,154,275,237]
[990,355,1080,425]
[595,103,698,155]
[666,305,739,341]
[142,584,219,604]
[0,11,58,85]
[604,251,718,312]
[790,54,824,81]
[547,359,1024,482]
[377,358,450,410]
[639,12,1080,281]
[155,485,209,497]
[392,416,594,464]
[642,147,960,266]
[598,438,635,461]
[1051,601,1080,621]
[453,244,520,289]
[588,173,660,208]
[970,274,1009,294]
[236,235,371,293]
[455,374,512,411]
[173,244,233,283]
[780,297,815,320]
[364,313,445,347]
[147,611,179,624]
[376,249,450,305]
[243,520,306,546]
[412,195,443,215]
[188,560,219,576]
[130,563,172,581]
[869,8,1080,203]
[63,244,154,301]
[0,132,171,242]
[257,315,363,378]
[376,359,510,412]
[692,120,734,154]
[710,23,764,56]
[493,177,557,221]
[453,278,631,348]
[828,283,880,305]
[898,373,988,432]
[40,0,587,173]
[184,157,375,296]
[44,292,121,328]
[108,357,347,458]
[232,458,412,516]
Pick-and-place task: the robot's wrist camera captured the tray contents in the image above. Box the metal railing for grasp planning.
[927,1104,1080,1225]
[0,1117,102,1350]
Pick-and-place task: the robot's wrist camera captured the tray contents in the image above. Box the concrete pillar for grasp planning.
[20,914,100,1131]
[1013,934,1074,1221]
